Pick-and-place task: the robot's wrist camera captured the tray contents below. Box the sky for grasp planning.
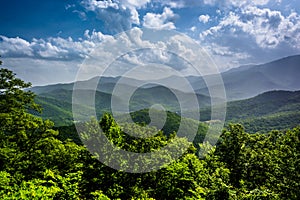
[0,0,300,86]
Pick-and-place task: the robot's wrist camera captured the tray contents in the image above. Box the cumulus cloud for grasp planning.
[80,0,151,32]
[251,0,270,6]
[155,0,271,9]
[0,30,114,61]
[0,37,33,57]
[1,27,219,84]
[166,1,185,8]
[156,0,186,8]
[143,7,177,30]
[121,0,150,8]
[199,14,210,23]
[200,6,300,49]
[81,0,119,10]
[70,27,220,82]
[203,0,217,6]
[81,1,131,33]
[0,29,115,85]
[196,1,300,69]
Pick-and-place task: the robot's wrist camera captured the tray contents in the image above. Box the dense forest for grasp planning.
[30,85,300,133]
[0,63,299,199]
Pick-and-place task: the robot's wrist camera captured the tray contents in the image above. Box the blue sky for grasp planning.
[0,0,300,85]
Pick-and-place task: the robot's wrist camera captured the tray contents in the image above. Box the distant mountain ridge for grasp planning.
[221,55,300,100]
[33,89,300,133]
[225,90,300,132]
[30,55,300,101]
[34,85,212,126]
[27,55,300,132]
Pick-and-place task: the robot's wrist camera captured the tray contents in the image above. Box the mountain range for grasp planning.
[29,55,300,131]
[221,55,300,100]
[208,90,300,133]
[31,55,300,101]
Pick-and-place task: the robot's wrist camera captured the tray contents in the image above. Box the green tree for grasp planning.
[0,62,98,199]
[215,124,248,188]
[0,67,42,133]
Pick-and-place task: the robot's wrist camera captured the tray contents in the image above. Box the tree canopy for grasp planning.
[0,62,299,199]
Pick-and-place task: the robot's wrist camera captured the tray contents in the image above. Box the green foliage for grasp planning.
[195,90,300,133]
[1,65,299,199]
[34,96,74,126]
[0,66,89,199]
[90,190,111,200]
[224,91,300,132]
[127,109,208,153]
[0,68,42,133]
[235,111,300,133]
[215,124,300,199]
[0,68,39,112]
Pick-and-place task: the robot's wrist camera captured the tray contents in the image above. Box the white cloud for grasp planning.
[80,0,144,32]
[148,0,196,8]
[65,4,76,10]
[143,7,177,30]
[208,43,249,58]
[73,10,88,20]
[203,0,270,7]
[252,0,270,6]
[81,0,119,10]
[0,36,33,57]
[162,0,186,8]
[203,0,217,6]
[197,2,300,70]
[200,6,300,49]
[199,14,210,23]
[0,30,115,85]
[83,30,107,41]
[168,2,185,8]
[119,0,151,25]
[1,28,217,84]
[121,0,150,8]
[80,0,151,32]
[0,30,114,61]
[190,26,196,32]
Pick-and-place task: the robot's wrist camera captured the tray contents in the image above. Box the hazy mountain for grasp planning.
[33,85,213,126]
[33,89,300,134]
[186,55,300,100]
[221,55,300,100]
[30,55,300,101]
[225,90,300,120]
[215,89,300,133]
[220,90,300,133]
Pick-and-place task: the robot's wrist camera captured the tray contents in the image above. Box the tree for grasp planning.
[215,124,248,188]
[0,61,95,199]
[0,66,42,134]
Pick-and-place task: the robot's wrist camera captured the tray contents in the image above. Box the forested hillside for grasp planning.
[1,63,300,199]
[225,90,300,132]
[33,88,300,134]
[33,86,212,126]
